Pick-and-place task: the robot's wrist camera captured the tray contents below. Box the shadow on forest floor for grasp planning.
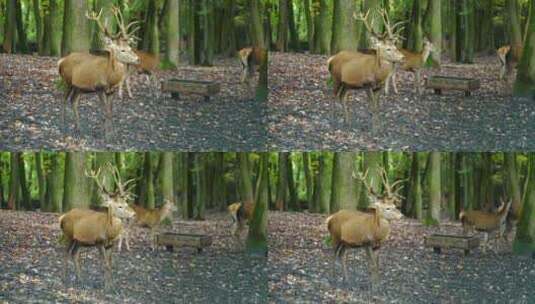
[0,210,268,304]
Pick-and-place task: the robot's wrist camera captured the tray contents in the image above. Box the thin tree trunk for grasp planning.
[63,152,89,211]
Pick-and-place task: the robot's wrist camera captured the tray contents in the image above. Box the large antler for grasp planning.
[86,9,120,40]
[355,10,386,40]
[111,6,141,45]
[110,165,136,200]
[377,9,405,42]
[379,168,405,205]
[86,167,114,196]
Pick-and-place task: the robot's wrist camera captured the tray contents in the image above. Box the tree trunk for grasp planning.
[163,0,180,67]
[42,0,62,56]
[276,0,289,51]
[505,153,522,219]
[330,152,356,212]
[409,152,423,220]
[141,152,155,209]
[62,0,90,55]
[250,0,265,48]
[407,0,423,52]
[514,0,535,97]
[63,152,89,211]
[331,0,357,54]
[507,0,523,59]
[513,153,535,256]
[303,0,314,51]
[2,0,16,53]
[302,153,314,209]
[201,0,214,66]
[238,153,255,205]
[275,152,289,211]
[246,153,268,256]
[7,153,20,210]
[287,0,298,50]
[35,152,46,210]
[456,0,475,63]
[427,0,442,65]
[142,0,160,55]
[158,152,175,206]
[427,152,441,224]
[314,0,330,54]
[193,153,206,220]
[314,153,331,214]
[46,153,63,212]
[32,0,43,54]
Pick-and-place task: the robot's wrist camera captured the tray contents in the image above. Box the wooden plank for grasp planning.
[425,76,480,92]
[424,234,479,250]
[157,232,213,250]
[161,79,220,96]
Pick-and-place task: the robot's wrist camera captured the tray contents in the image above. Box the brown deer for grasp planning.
[227,201,255,247]
[326,169,403,286]
[58,8,139,139]
[497,45,523,81]
[59,165,135,290]
[386,38,436,95]
[118,50,160,99]
[118,200,177,251]
[238,47,266,86]
[328,10,405,121]
[459,199,512,253]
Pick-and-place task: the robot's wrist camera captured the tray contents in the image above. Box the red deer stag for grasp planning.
[328,10,405,122]
[58,8,139,139]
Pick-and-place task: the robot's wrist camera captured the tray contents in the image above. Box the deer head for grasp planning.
[357,168,404,220]
[86,164,136,220]
[86,8,140,65]
[356,9,405,64]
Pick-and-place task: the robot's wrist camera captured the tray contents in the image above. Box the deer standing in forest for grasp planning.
[459,199,512,253]
[328,10,405,122]
[59,165,135,290]
[238,47,265,86]
[497,44,523,81]
[385,38,436,95]
[227,201,255,247]
[118,49,160,99]
[57,8,139,139]
[326,169,404,286]
[118,200,177,251]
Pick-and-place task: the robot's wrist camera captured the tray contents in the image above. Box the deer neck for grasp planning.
[421,45,432,65]
[106,50,126,86]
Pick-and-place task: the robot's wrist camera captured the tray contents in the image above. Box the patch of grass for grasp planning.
[423,217,439,226]
[323,235,332,247]
[326,76,333,88]
[161,217,173,226]
[159,59,177,70]
[54,77,67,91]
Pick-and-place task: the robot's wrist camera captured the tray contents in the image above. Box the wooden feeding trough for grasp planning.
[425,76,480,97]
[161,79,220,101]
[424,233,480,255]
[157,232,213,253]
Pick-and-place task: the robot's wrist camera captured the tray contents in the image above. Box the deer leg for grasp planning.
[416,70,422,96]
[126,75,133,99]
[71,242,84,288]
[151,227,157,251]
[392,70,399,94]
[98,91,113,139]
[98,244,113,290]
[481,232,489,253]
[150,73,160,98]
[63,87,74,135]
[125,227,131,251]
[63,240,76,284]
[70,89,82,138]
[365,246,379,285]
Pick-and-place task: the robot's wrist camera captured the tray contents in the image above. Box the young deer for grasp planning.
[497,45,523,81]
[386,38,436,95]
[238,47,265,86]
[328,10,405,121]
[326,169,404,286]
[118,200,178,251]
[59,165,135,290]
[460,199,512,253]
[118,50,160,99]
[227,201,255,247]
[58,8,139,139]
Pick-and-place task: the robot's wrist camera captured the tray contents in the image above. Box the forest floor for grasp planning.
[268,211,535,303]
[0,210,267,304]
[0,54,267,151]
[268,52,535,150]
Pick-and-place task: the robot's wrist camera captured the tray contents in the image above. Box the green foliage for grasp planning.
[159,59,177,70]
[323,234,332,247]
[54,77,67,91]
[423,217,439,226]
[161,217,173,226]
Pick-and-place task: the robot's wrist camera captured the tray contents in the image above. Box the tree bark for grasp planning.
[63,152,90,211]
[246,153,268,256]
[330,152,356,212]
[163,0,180,67]
[331,0,357,54]
[62,0,90,55]
[427,152,441,224]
